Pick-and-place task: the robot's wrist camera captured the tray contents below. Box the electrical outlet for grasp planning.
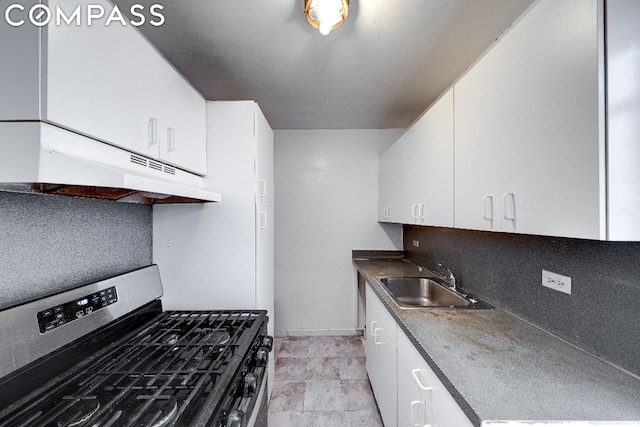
[542,270,571,295]
[412,240,420,248]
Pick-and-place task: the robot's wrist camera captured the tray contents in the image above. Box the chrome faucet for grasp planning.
[437,263,457,292]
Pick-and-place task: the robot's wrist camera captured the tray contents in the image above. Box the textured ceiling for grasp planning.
[113,0,535,129]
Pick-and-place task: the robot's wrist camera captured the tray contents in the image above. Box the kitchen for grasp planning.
[1,0,640,426]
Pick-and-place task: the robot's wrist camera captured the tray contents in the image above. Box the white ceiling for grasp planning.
[113,0,535,129]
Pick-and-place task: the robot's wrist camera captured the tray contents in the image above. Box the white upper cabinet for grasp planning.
[606,0,640,241]
[378,147,394,222]
[155,66,207,175]
[413,88,454,228]
[391,128,419,224]
[454,0,603,239]
[378,88,455,227]
[0,0,206,175]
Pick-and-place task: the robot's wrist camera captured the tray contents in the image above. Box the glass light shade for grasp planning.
[305,0,349,36]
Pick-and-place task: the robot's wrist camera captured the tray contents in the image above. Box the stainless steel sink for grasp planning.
[376,276,492,309]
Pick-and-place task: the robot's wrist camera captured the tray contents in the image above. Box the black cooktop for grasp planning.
[0,302,267,427]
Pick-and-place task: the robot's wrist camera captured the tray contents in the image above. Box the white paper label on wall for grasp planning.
[542,270,572,295]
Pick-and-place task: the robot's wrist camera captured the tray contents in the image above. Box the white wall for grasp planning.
[274,129,403,336]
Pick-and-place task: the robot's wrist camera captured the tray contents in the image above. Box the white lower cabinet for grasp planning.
[365,282,473,427]
[397,354,436,427]
[366,284,397,427]
[397,330,474,427]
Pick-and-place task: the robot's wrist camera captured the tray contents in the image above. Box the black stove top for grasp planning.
[1,307,267,427]
[0,266,271,427]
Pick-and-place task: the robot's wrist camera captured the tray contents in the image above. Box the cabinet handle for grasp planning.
[410,400,422,426]
[258,179,267,197]
[503,192,516,221]
[373,328,382,344]
[370,320,379,336]
[482,195,493,221]
[412,203,419,219]
[386,207,391,219]
[167,127,176,152]
[258,211,267,229]
[411,369,432,391]
[148,118,158,146]
[419,203,425,219]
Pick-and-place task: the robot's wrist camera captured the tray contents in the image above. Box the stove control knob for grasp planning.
[225,409,245,427]
[255,348,268,367]
[261,335,274,352]
[243,372,257,397]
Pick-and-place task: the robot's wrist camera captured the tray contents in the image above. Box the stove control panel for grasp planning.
[37,287,118,333]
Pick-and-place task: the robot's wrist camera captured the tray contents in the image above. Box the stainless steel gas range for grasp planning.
[0,265,272,427]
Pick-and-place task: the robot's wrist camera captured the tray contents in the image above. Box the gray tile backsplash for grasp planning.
[0,192,152,310]
[403,225,640,376]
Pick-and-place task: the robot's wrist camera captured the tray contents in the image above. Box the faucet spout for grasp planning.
[437,263,457,292]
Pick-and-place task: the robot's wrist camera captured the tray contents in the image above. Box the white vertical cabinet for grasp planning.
[454,0,602,238]
[0,0,207,175]
[153,101,274,390]
[378,88,454,227]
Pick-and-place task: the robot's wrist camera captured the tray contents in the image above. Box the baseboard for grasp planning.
[283,328,360,337]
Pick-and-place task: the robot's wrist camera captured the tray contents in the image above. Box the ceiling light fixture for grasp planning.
[304,0,349,36]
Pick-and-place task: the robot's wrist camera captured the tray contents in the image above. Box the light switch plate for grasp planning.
[542,270,571,295]
[412,240,420,247]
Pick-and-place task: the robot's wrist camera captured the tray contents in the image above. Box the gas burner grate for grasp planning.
[0,310,266,427]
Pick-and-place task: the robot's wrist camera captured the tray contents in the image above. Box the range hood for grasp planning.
[0,122,221,204]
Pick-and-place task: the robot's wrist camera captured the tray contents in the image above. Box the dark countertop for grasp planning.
[354,257,640,425]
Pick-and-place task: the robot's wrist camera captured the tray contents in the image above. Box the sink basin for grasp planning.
[376,277,492,309]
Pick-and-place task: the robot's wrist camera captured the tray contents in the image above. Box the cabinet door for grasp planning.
[379,88,455,227]
[46,0,207,175]
[392,130,420,224]
[159,76,207,175]
[255,103,275,337]
[412,88,455,228]
[398,356,435,427]
[455,0,601,239]
[606,0,640,241]
[46,0,163,160]
[365,286,397,427]
[378,147,393,222]
[397,330,473,427]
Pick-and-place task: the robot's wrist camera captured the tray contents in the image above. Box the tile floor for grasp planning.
[268,335,384,427]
